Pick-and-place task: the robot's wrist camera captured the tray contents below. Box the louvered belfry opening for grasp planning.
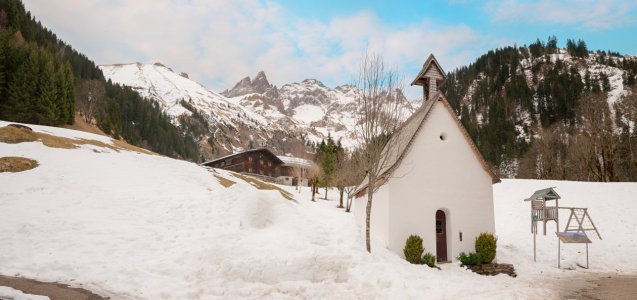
[411,54,446,102]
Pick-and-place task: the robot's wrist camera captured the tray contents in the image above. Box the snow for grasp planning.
[292,105,325,123]
[0,287,50,300]
[2,121,637,299]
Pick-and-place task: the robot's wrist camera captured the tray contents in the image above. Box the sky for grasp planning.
[24,0,637,100]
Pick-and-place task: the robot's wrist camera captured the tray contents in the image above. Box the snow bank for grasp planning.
[0,286,49,300]
[2,122,637,299]
[495,179,637,275]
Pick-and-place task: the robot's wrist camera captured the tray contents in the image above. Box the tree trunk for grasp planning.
[338,188,344,208]
[325,187,328,200]
[365,175,375,253]
[311,184,316,201]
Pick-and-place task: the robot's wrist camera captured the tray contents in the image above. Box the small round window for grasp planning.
[440,132,447,141]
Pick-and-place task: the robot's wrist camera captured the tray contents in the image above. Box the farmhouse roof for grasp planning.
[410,54,447,86]
[202,148,284,167]
[354,91,500,197]
[277,156,317,168]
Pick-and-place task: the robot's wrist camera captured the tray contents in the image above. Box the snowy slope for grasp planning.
[2,121,637,299]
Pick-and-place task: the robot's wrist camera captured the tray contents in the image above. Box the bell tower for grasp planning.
[410,54,446,101]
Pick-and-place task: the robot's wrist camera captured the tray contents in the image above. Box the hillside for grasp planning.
[440,41,637,181]
[2,121,637,299]
[0,0,203,162]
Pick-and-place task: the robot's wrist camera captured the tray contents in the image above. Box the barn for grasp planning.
[354,54,501,262]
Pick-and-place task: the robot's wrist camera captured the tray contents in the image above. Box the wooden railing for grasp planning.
[534,206,558,221]
[240,172,278,183]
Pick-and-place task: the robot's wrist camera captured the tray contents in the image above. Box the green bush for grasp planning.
[403,235,424,264]
[457,252,482,265]
[475,232,498,263]
[421,252,436,268]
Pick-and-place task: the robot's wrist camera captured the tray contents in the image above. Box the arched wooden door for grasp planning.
[436,210,447,262]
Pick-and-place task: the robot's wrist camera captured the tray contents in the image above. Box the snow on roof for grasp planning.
[202,148,284,166]
[278,156,316,168]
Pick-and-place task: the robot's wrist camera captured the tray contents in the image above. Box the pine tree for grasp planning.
[35,58,59,125]
[0,40,6,110]
[576,39,588,58]
[4,45,37,123]
[63,61,75,124]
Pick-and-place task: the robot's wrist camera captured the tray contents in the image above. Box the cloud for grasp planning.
[485,0,637,31]
[24,0,495,99]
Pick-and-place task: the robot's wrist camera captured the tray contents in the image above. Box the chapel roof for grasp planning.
[354,91,500,197]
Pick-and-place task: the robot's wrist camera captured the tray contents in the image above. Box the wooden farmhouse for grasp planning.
[354,54,501,262]
[202,149,314,186]
[202,148,283,181]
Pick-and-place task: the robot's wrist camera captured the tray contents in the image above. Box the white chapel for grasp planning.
[354,54,501,262]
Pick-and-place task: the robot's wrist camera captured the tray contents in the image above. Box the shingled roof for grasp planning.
[354,91,500,197]
[410,54,447,86]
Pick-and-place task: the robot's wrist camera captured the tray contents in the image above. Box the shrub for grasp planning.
[475,232,498,263]
[457,252,482,265]
[403,235,424,264]
[421,253,436,268]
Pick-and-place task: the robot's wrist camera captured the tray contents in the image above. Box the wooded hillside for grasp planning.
[441,36,637,181]
[0,0,201,161]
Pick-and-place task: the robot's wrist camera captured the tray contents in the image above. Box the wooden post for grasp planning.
[533,222,536,262]
[558,238,561,268]
[556,198,559,232]
[586,243,589,269]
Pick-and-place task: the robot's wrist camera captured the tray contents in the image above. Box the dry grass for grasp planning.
[0,126,38,143]
[62,112,108,136]
[230,173,295,201]
[0,157,39,173]
[214,175,237,188]
[111,139,159,156]
[0,125,160,156]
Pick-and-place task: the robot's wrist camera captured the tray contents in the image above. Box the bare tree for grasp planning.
[615,87,637,180]
[353,48,406,252]
[573,91,618,182]
[76,79,106,124]
[333,150,348,208]
[0,10,8,35]
[342,152,365,212]
[518,123,572,180]
[306,164,321,202]
[291,147,311,193]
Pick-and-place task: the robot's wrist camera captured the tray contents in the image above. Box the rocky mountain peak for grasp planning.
[222,71,277,98]
[300,79,326,87]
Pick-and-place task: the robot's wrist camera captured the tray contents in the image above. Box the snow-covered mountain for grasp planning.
[223,72,416,148]
[99,63,331,160]
[99,63,417,159]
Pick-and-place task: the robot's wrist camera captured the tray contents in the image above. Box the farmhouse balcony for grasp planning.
[240,172,278,183]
